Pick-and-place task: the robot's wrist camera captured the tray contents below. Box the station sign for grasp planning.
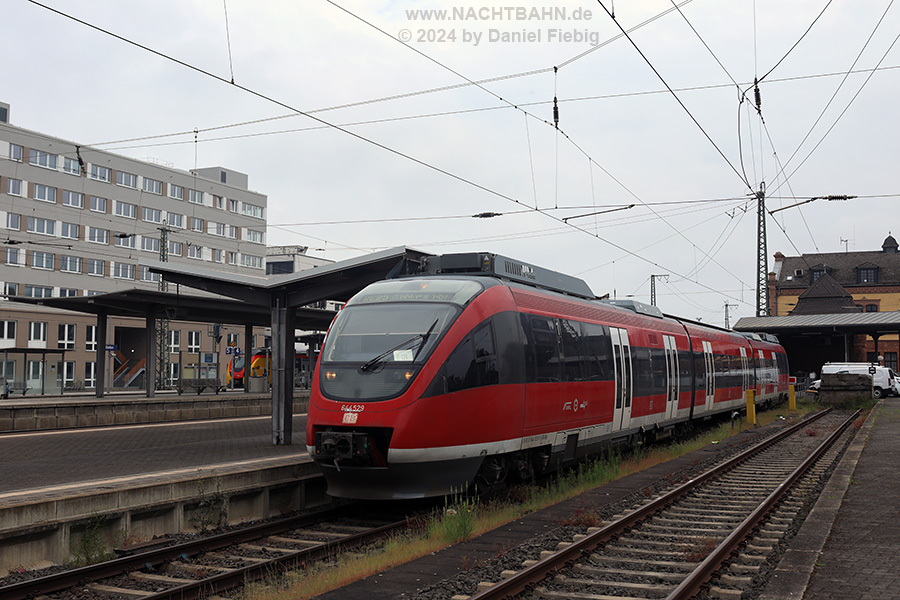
[225,347,242,355]
[105,344,117,351]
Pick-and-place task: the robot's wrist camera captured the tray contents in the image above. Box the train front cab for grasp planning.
[307,277,531,499]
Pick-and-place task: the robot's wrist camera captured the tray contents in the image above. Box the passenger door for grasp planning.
[611,327,633,431]
[702,341,715,411]
[740,347,750,403]
[664,335,679,418]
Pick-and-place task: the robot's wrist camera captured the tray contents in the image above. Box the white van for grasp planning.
[809,363,900,399]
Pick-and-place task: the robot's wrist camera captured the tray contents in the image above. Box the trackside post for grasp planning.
[746,389,757,425]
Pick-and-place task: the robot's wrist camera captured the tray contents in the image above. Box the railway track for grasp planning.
[457,408,858,600]
[0,504,408,600]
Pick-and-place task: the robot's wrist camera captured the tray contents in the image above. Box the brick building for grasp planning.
[770,234,900,369]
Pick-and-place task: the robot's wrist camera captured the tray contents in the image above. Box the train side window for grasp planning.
[531,316,561,383]
[559,320,584,382]
[472,323,499,385]
[445,337,476,393]
[444,322,498,393]
[582,322,612,381]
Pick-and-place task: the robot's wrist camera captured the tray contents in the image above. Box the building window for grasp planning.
[86,290,102,296]
[167,213,184,228]
[228,198,238,212]
[211,249,223,262]
[142,177,163,195]
[7,178,22,196]
[85,362,97,387]
[33,184,57,203]
[169,184,184,200]
[114,200,137,219]
[209,222,225,236]
[61,190,84,208]
[29,149,57,170]
[227,225,238,239]
[90,164,110,182]
[142,207,163,223]
[28,360,43,380]
[58,324,76,349]
[5,282,18,296]
[112,263,135,279]
[87,258,105,276]
[6,213,20,230]
[189,217,203,232]
[227,251,237,265]
[242,202,264,219]
[24,286,52,298]
[61,361,76,387]
[168,330,180,352]
[90,196,108,212]
[188,189,204,204]
[116,171,138,188]
[59,288,77,297]
[858,267,878,284]
[86,325,97,351]
[884,352,898,371]
[141,266,159,282]
[168,362,180,386]
[29,321,48,342]
[246,229,264,244]
[213,195,224,209]
[31,251,54,270]
[88,227,109,244]
[27,216,55,236]
[241,254,264,269]
[63,157,82,175]
[9,144,23,162]
[187,331,201,353]
[61,222,79,239]
[865,304,878,312]
[60,255,82,273]
[115,233,136,248]
[169,241,183,256]
[141,237,160,253]
[0,320,16,341]
[6,248,20,266]
[187,244,203,259]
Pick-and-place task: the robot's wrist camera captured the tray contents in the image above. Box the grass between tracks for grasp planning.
[243,401,820,600]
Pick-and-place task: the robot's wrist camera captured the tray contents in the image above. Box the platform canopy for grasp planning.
[734,312,900,337]
[11,246,433,446]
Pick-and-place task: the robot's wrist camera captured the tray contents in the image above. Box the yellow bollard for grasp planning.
[789,384,796,410]
[746,389,757,426]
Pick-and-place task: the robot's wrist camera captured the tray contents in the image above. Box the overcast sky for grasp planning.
[5,0,898,326]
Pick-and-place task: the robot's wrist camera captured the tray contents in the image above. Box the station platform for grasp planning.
[0,410,326,574]
[0,388,309,432]
[762,397,900,600]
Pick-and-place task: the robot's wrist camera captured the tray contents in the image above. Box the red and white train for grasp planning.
[306,253,789,499]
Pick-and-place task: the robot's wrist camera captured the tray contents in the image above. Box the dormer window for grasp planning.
[857,266,878,284]
[811,269,825,283]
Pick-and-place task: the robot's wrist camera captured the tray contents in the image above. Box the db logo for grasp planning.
[342,413,358,424]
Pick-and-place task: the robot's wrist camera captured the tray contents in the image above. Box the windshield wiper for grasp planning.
[359,319,439,373]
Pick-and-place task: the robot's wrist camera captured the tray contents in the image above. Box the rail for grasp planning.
[466,408,842,600]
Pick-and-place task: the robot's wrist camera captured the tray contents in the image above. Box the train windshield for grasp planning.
[318,279,482,401]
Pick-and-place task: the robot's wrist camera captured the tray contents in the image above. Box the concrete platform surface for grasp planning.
[0,414,311,498]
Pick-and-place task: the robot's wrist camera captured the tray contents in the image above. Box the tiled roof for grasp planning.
[776,235,900,290]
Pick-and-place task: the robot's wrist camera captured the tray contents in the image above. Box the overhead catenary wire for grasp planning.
[595,0,752,191]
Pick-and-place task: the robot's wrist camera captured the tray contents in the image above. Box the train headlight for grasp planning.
[325,371,337,381]
[404,371,413,380]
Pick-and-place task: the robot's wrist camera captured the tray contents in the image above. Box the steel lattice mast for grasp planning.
[155,224,171,390]
[755,182,769,317]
